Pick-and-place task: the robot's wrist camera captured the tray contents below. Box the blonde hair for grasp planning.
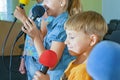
[64,11,108,40]
[67,0,82,16]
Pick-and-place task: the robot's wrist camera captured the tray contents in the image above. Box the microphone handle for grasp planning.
[40,65,49,74]
[19,4,25,9]
[16,31,24,42]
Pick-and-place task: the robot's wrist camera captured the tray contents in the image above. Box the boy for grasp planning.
[61,11,108,80]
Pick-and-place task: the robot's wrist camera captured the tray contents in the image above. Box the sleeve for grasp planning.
[48,25,67,42]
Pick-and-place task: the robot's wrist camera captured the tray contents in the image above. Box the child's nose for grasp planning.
[64,39,69,45]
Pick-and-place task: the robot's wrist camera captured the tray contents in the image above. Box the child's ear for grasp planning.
[89,34,99,47]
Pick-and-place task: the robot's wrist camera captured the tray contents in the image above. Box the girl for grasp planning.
[14,0,82,80]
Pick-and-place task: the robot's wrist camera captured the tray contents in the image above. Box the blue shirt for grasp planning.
[44,12,75,80]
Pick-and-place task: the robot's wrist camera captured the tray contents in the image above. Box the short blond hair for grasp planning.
[64,11,108,40]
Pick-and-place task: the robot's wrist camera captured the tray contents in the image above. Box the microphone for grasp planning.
[39,50,58,74]
[16,5,45,40]
[87,41,120,80]
[31,5,45,21]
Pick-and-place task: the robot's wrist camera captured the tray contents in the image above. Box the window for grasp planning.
[0,0,14,21]
[0,0,7,12]
[0,0,7,20]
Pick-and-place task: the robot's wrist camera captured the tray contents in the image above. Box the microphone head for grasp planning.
[87,41,120,80]
[39,50,58,68]
[31,5,45,20]
[19,0,29,5]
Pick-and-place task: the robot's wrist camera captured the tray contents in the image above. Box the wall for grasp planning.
[102,0,120,23]
[81,0,102,14]
[0,20,24,56]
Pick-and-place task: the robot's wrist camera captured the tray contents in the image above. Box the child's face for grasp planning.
[65,30,91,56]
[43,0,62,17]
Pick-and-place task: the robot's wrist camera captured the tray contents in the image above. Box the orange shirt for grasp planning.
[61,60,92,80]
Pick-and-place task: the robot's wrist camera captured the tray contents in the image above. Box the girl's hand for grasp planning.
[14,6,27,23]
[19,58,26,74]
[33,71,50,80]
[22,18,40,40]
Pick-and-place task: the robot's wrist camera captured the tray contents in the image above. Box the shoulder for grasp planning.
[74,64,92,80]
[53,12,68,26]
